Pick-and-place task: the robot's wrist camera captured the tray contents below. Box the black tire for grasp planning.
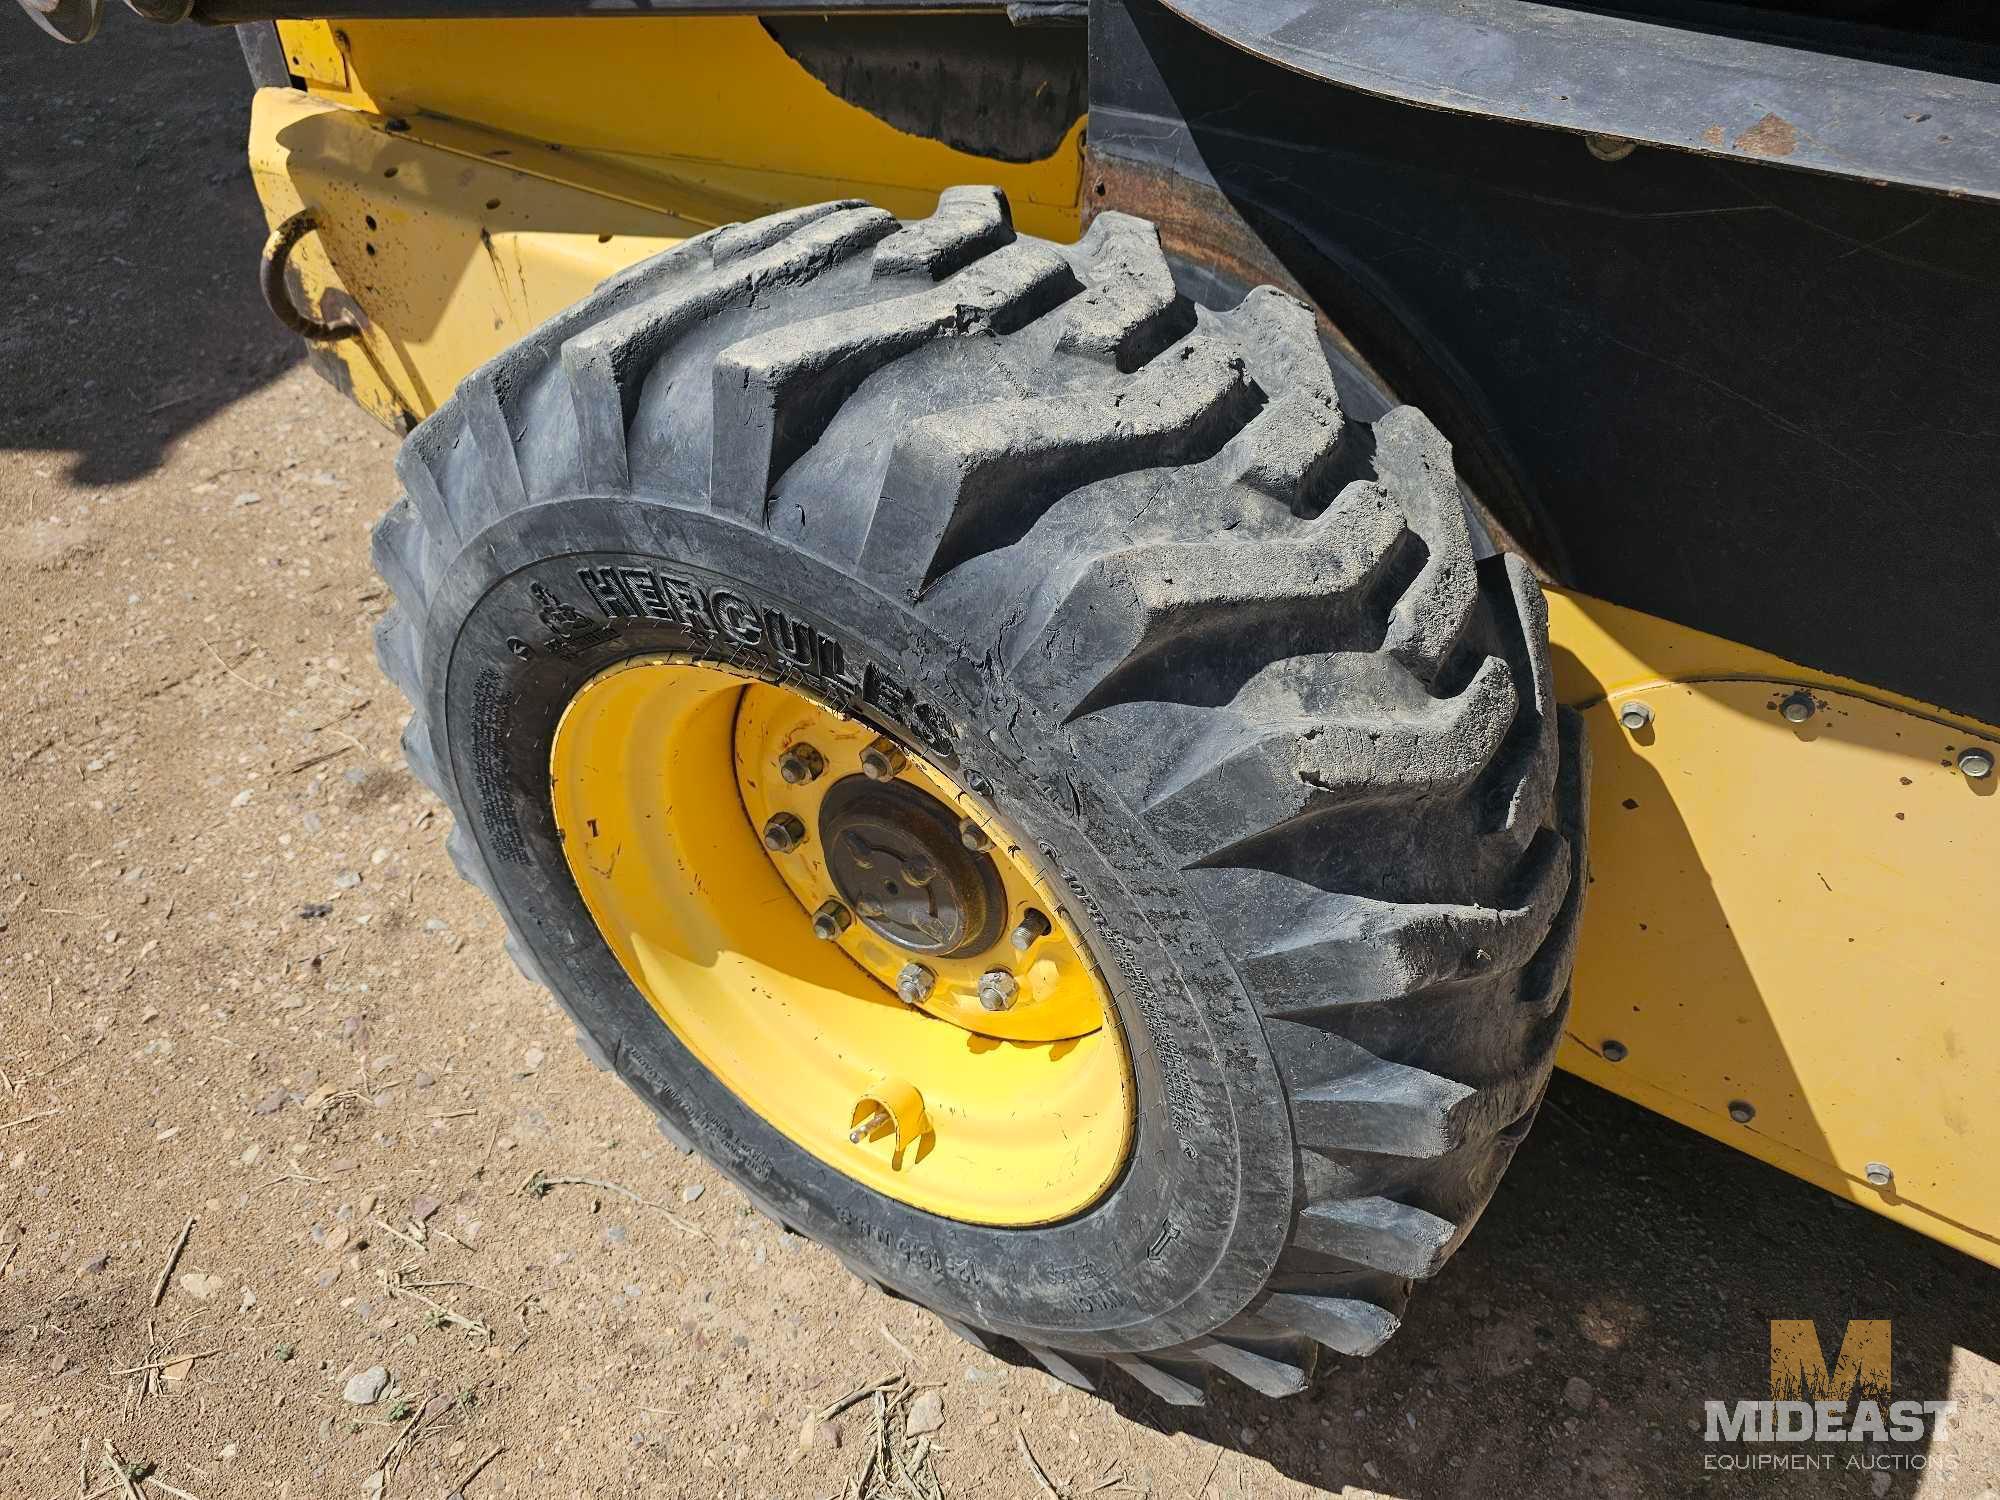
[372,187,1588,1404]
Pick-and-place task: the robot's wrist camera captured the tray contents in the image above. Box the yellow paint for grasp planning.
[548,654,1132,1226]
[272,17,1083,239]
[1551,588,2000,1267]
[733,688,1108,1045]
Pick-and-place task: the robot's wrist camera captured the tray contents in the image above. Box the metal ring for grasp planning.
[259,209,361,343]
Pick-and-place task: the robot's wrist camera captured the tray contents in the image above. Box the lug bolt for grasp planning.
[976,968,1019,1011]
[958,818,992,852]
[1618,701,1652,732]
[1780,692,1816,724]
[1959,748,1994,780]
[849,1106,890,1144]
[859,737,906,781]
[896,963,935,1005]
[1728,1100,1756,1124]
[811,899,852,941]
[1010,909,1051,951]
[762,812,807,852]
[1864,1161,1894,1188]
[777,743,825,785]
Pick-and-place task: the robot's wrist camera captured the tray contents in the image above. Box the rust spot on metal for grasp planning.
[1700,124,1726,148]
[1734,113,1799,158]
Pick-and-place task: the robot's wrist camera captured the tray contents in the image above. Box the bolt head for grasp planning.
[777,743,825,785]
[859,737,906,782]
[1601,1039,1628,1063]
[1009,909,1051,952]
[1618,701,1652,732]
[976,968,1018,1011]
[1864,1161,1894,1188]
[1959,748,1994,780]
[895,963,935,1005]
[810,900,851,941]
[958,818,991,853]
[762,812,806,853]
[1780,693,1816,724]
[1728,1100,1756,1124]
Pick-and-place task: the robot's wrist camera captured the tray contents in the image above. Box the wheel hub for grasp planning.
[819,776,1003,957]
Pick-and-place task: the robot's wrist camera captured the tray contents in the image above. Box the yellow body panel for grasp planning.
[275,18,1083,235]
[1552,589,2000,1267]
[244,32,2000,1261]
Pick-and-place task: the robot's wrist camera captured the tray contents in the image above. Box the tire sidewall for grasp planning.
[422,493,1296,1352]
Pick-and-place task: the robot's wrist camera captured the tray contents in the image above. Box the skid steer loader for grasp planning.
[17,0,1998,1409]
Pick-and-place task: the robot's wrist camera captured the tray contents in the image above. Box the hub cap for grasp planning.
[548,654,1132,1226]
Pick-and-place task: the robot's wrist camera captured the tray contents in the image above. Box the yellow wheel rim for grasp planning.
[548,654,1134,1226]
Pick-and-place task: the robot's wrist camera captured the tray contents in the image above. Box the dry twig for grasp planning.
[1017,1428,1063,1500]
[517,1170,701,1237]
[149,1217,196,1308]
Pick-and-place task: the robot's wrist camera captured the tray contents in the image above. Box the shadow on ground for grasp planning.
[0,13,299,485]
[1003,1073,1998,1497]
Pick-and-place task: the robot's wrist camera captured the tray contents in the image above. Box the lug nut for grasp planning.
[896,963,935,1005]
[958,818,992,852]
[1010,909,1051,951]
[810,899,852,941]
[776,743,825,785]
[859,737,906,781]
[1780,692,1816,724]
[1864,1161,1894,1188]
[976,968,1019,1011]
[1959,747,1994,780]
[762,812,807,852]
[1618,701,1652,732]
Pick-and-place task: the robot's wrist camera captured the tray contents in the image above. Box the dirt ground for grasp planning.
[3,15,1999,1500]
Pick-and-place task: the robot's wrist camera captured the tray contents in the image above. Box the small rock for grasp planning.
[604,1225,629,1247]
[410,1195,440,1223]
[523,1046,545,1071]
[343,1365,390,1405]
[233,491,261,507]
[413,1071,435,1089]
[179,1271,226,1301]
[799,1418,840,1451]
[680,1183,704,1204]
[906,1390,945,1436]
[79,1253,109,1274]
[333,871,361,890]
[230,789,253,807]
[343,768,368,786]
[1563,1376,1594,1411]
[253,1088,287,1115]
[240,1287,257,1312]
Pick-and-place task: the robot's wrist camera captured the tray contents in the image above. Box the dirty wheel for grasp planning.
[372,188,1588,1402]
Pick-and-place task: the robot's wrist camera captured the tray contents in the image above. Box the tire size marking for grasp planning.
[1050,852,1199,1160]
